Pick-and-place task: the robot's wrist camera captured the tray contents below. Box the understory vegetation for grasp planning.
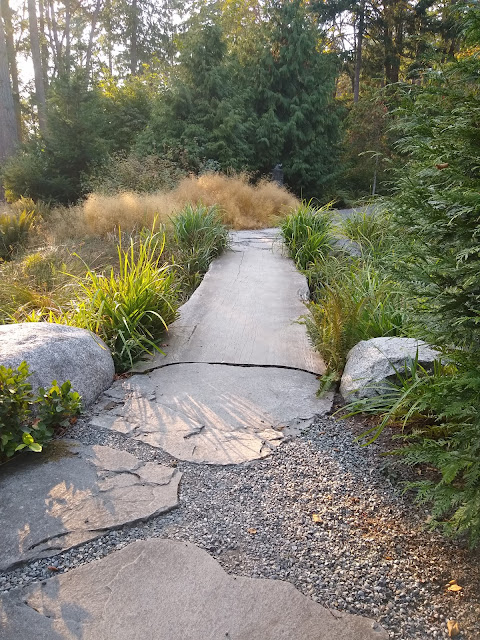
[281,24,480,544]
[0,361,81,462]
[0,202,230,372]
[281,204,406,382]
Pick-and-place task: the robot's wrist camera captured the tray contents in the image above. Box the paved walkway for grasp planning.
[90,229,332,465]
[0,230,387,639]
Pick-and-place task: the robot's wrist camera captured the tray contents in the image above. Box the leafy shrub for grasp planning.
[0,210,34,261]
[280,201,334,270]
[171,204,229,294]
[340,207,395,260]
[0,361,81,461]
[346,355,480,546]
[2,149,53,204]
[304,258,406,379]
[48,231,179,372]
[86,153,185,195]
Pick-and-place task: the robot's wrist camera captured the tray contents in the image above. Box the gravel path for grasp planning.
[1,413,478,640]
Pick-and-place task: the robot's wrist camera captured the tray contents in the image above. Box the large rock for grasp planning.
[91,363,333,465]
[0,539,388,640]
[0,322,115,407]
[340,337,439,401]
[0,440,182,571]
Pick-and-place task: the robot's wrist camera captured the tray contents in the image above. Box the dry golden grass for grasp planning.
[79,173,299,236]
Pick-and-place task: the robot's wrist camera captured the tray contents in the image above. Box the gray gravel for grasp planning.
[1,414,479,639]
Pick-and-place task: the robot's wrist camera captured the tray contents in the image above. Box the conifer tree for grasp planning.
[137,11,254,171]
[250,0,341,196]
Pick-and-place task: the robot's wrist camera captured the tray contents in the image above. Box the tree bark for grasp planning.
[64,0,71,77]
[85,0,103,78]
[353,0,365,103]
[1,0,21,140]
[28,0,47,132]
[46,0,61,75]
[130,0,138,75]
[0,0,19,170]
[38,0,49,87]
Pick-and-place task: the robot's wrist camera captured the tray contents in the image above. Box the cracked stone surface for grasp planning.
[91,363,333,464]
[91,229,331,465]
[0,441,181,571]
[132,229,324,374]
[0,539,388,640]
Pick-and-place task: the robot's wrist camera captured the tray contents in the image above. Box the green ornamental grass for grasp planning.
[53,230,179,372]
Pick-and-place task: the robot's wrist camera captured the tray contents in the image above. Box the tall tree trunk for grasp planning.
[38,0,49,87]
[105,0,112,74]
[353,0,365,103]
[130,0,138,75]
[28,0,47,132]
[46,0,62,76]
[85,0,102,78]
[64,0,71,77]
[383,0,404,85]
[1,0,21,140]
[0,1,19,174]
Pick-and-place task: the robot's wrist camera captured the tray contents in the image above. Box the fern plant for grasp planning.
[345,355,480,547]
[355,48,480,546]
[0,210,34,261]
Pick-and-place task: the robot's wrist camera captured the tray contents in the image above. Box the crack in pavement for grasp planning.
[132,359,324,378]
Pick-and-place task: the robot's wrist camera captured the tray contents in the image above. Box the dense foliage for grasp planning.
[3,0,464,203]
[375,43,480,545]
[0,361,81,461]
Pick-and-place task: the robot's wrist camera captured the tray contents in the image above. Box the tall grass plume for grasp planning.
[82,173,298,236]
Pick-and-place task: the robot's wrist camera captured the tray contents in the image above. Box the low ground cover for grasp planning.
[0,361,81,462]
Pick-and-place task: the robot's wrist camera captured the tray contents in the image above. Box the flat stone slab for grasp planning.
[0,442,181,571]
[0,539,388,640]
[92,363,332,465]
[133,229,324,374]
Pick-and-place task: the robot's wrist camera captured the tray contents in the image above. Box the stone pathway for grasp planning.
[0,229,389,639]
[91,229,332,465]
[0,442,181,570]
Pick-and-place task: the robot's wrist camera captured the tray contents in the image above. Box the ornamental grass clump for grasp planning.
[280,201,334,270]
[340,208,395,260]
[56,230,179,372]
[172,203,229,294]
[304,257,406,380]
